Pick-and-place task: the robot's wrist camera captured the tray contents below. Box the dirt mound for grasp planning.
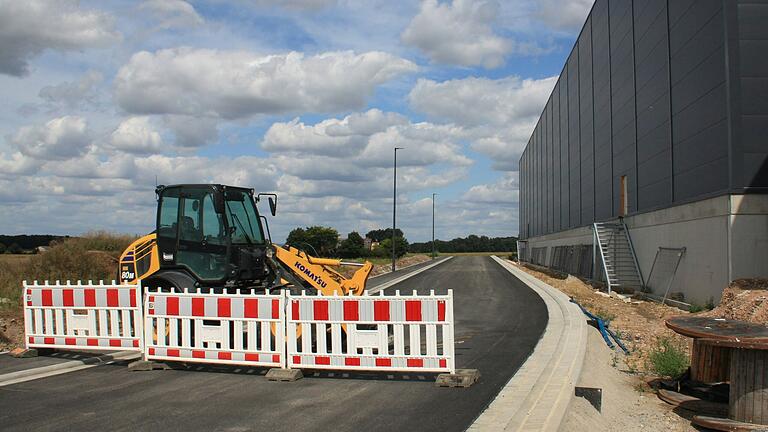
[702,278,768,324]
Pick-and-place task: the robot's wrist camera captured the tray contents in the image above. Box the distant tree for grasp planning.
[374,237,409,258]
[0,243,5,254]
[286,226,339,257]
[365,228,403,242]
[6,243,22,254]
[337,231,366,258]
[409,235,518,253]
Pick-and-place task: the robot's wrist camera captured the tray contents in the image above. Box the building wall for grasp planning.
[518,0,768,241]
[522,194,768,304]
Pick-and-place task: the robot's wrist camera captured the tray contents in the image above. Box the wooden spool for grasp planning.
[730,347,768,425]
[691,339,731,383]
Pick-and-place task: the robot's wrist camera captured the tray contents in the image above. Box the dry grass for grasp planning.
[0,232,136,308]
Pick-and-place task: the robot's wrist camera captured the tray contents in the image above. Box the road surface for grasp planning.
[0,256,547,432]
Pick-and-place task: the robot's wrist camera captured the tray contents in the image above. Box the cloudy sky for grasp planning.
[0,0,592,242]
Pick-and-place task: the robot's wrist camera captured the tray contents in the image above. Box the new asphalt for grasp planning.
[0,256,547,432]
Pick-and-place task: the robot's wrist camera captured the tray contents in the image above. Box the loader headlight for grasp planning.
[266,247,274,258]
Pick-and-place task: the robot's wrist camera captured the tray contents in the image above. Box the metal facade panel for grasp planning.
[579,18,595,224]
[517,0,754,238]
[568,49,581,227]
[559,71,570,228]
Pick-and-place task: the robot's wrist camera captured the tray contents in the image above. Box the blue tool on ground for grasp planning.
[570,298,630,354]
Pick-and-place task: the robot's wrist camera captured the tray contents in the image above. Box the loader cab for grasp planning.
[154,184,271,288]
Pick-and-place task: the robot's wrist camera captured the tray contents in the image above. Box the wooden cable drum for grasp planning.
[691,339,731,383]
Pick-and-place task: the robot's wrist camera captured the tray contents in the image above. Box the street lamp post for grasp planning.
[432,193,437,259]
[392,147,403,272]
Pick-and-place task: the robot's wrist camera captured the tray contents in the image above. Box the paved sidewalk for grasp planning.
[469,257,588,431]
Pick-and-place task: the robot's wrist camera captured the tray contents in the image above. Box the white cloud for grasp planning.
[139,0,204,29]
[252,0,336,10]
[409,75,556,170]
[536,0,593,31]
[401,0,512,68]
[38,70,103,109]
[462,172,519,204]
[114,49,418,119]
[110,117,165,155]
[0,0,121,77]
[9,116,92,160]
[163,115,219,148]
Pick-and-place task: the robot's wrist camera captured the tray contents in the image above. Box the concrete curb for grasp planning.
[368,256,453,294]
[468,257,587,431]
[0,351,140,387]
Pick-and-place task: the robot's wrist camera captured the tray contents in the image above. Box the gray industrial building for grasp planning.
[518,0,768,305]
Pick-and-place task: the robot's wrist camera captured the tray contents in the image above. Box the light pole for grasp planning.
[432,193,437,259]
[392,147,403,272]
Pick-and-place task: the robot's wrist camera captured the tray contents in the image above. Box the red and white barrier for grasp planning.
[144,289,284,367]
[23,281,143,351]
[286,290,455,373]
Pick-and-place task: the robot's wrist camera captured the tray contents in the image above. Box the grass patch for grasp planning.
[0,232,136,309]
[648,336,689,378]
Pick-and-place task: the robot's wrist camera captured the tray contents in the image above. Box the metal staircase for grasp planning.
[593,221,644,293]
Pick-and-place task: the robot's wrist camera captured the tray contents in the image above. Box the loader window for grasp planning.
[158,196,180,239]
[225,190,264,244]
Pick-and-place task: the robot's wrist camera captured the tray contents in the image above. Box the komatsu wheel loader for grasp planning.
[118,184,372,296]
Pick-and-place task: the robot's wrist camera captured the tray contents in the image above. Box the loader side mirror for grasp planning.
[268,197,277,216]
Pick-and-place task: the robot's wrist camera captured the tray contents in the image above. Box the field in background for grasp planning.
[0,232,136,307]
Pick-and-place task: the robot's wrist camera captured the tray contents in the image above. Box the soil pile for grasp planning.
[702,278,768,324]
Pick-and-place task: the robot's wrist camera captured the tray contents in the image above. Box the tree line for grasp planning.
[409,235,518,254]
[285,226,408,259]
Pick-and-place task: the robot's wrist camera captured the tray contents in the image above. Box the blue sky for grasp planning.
[0,0,593,242]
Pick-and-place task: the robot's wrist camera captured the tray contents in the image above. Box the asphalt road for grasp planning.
[0,256,547,432]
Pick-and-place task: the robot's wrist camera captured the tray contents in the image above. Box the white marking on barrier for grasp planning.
[23,280,143,352]
[286,290,455,373]
[143,288,285,368]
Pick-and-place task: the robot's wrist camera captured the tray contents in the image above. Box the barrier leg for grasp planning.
[435,369,481,388]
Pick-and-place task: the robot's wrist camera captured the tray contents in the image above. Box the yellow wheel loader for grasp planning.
[118,184,372,296]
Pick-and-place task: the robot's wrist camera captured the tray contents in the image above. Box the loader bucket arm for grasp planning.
[272,244,373,296]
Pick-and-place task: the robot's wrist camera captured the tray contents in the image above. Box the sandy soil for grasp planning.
[561,327,697,431]
[514,262,692,374]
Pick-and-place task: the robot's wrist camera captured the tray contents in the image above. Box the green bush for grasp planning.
[648,337,689,378]
[0,232,136,308]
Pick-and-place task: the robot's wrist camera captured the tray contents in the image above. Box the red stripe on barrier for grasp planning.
[439,359,446,368]
[109,339,121,347]
[245,353,259,362]
[374,300,390,321]
[244,298,259,318]
[272,299,280,319]
[292,300,300,320]
[438,300,446,321]
[407,358,424,367]
[63,289,74,307]
[273,354,280,363]
[42,290,52,307]
[343,300,359,321]
[166,297,179,316]
[218,298,231,317]
[130,290,136,307]
[193,350,205,359]
[315,356,330,365]
[87,338,98,346]
[218,352,232,360]
[405,300,422,321]
[375,358,391,367]
[65,338,76,345]
[85,289,96,307]
[293,355,301,364]
[133,340,139,348]
[28,337,33,344]
[192,297,205,316]
[167,349,180,357]
[43,337,54,344]
[345,357,361,366]
[313,300,329,321]
[107,289,119,307]
[149,347,156,355]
